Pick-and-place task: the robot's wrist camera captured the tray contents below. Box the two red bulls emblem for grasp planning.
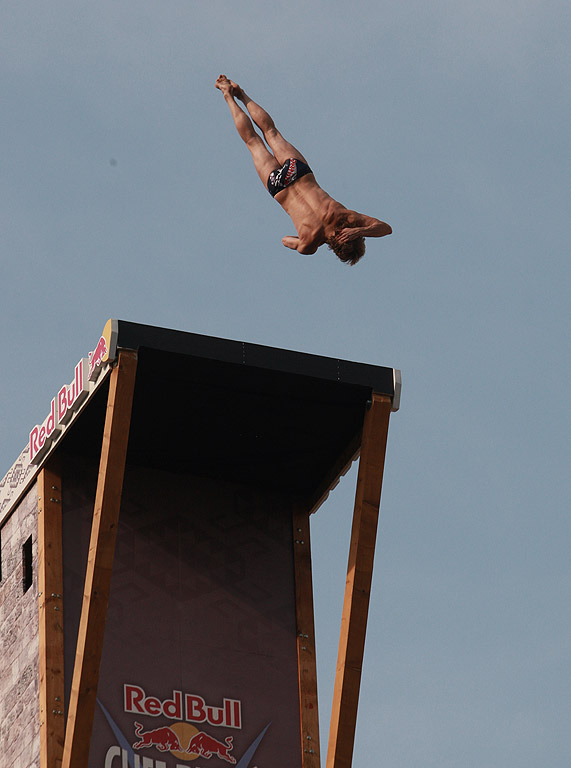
[133,722,236,763]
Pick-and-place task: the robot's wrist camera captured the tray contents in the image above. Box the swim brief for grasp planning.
[267,158,312,197]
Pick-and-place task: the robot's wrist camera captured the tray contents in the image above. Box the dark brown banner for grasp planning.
[63,457,302,768]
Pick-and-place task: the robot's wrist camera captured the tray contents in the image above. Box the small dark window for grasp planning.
[22,536,33,593]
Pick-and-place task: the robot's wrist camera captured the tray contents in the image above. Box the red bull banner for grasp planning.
[29,318,118,464]
[62,460,302,768]
[0,320,119,523]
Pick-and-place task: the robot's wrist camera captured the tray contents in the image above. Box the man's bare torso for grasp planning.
[273,174,348,254]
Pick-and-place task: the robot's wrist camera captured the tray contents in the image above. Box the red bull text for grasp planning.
[124,685,242,729]
[29,331,115,465]
[29,357,89,463]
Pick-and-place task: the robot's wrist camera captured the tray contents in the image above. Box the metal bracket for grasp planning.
[392,368,402,412]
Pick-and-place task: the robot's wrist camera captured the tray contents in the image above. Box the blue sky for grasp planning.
[2,1,570,766]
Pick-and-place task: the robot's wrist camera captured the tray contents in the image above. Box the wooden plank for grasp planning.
[62,349,137,768]
[293,505,320,768]
[38,457,65,768]
[326,394,392,768]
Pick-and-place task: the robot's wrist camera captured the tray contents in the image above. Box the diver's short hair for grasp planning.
[327,215,366,265]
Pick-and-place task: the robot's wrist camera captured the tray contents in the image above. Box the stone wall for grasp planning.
[0,483,40,768]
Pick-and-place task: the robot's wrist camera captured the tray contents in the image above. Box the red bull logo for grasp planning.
[88,334,109,380]
[186,732,236,763]
[28,319,118,464]
[100,688,270,768]
[133,722,185,753]
[132,722,236,763]
[124,685,242,765]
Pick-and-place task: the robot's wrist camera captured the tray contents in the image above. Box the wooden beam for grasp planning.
[326,394,392,768]
[62,349,137,768]
[38,457,65,768]
[293,505,320,768]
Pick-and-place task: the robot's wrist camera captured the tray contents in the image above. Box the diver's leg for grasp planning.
[216,75,278,185]
[229,79,309,166]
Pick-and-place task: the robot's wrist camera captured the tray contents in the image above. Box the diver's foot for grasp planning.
[228,79,244,100]
[215,74,232,97]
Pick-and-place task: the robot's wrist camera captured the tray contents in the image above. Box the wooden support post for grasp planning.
[38,458,65,768]
[326,394,392,768]
[293,505,320,768]
[62,349,137,768]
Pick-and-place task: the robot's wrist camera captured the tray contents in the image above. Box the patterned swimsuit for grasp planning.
[267,158,313,197]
